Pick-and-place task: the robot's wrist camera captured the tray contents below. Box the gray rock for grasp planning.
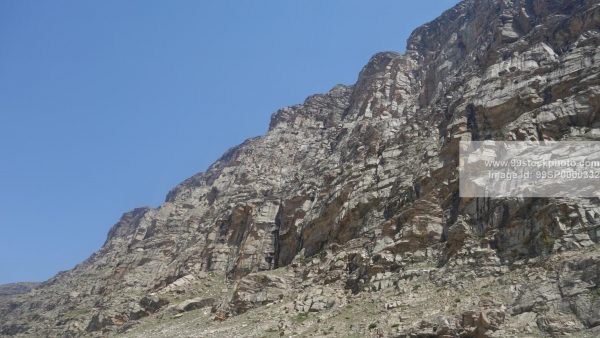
[139,294,168,313]
[175,297,215,313]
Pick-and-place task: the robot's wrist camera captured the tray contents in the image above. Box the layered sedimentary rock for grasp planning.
[2,0,600,336]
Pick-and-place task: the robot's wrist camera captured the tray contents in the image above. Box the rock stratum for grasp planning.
[3,0,600,336]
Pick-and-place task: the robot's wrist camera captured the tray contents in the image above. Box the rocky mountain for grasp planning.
[2,0,600,336]
[0,284,39,301]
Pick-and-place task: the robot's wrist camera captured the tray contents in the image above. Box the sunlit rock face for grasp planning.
[3,0,600,337]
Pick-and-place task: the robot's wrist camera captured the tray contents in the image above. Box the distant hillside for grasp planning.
[0,283,39,299]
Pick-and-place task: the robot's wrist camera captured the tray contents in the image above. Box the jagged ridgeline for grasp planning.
[3,0,600,336]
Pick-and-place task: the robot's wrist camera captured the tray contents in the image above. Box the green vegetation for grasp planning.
[292,313,310,324]
[60,308,89,319]
[541,227,556,252]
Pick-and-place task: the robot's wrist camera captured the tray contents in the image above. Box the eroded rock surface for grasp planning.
[3,0,600,337]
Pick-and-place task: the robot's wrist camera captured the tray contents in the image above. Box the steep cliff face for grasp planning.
[3,0,600,337]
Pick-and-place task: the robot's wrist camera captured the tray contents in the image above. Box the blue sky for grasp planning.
[0,0,459,284]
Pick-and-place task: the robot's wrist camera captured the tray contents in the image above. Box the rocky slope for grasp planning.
[0,284,39,301]
[2,0,600,336]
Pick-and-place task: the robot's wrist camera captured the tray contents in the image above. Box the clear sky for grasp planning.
[0,0,459,284]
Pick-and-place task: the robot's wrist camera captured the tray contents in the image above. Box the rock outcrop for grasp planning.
[2,0,600,336]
